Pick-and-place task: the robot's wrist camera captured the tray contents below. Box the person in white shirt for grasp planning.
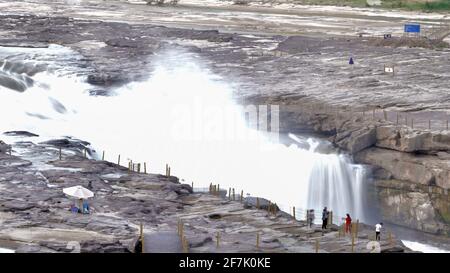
[375,223,383,241]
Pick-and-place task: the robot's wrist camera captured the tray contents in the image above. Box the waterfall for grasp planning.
[306,151,368,223]
[0,45,369,224]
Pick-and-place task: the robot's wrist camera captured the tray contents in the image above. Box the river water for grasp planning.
[0,44,447,252]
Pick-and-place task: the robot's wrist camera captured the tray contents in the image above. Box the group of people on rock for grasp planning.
[307,207,384,241]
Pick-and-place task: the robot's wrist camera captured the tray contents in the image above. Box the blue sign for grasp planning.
[404,24,420,33]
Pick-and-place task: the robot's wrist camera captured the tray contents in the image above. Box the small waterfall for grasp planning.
[306,150,368,222]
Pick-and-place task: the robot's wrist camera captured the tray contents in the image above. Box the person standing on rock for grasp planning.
[308,209,315,228]
[322,207,329,229]
[375,222,383,241]
[345,214,352,234]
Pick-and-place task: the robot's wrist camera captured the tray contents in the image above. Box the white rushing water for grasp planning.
[402,240,450,253]
[0,45,368,222]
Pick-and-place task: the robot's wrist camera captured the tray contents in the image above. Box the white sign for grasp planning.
[384,66,394,73]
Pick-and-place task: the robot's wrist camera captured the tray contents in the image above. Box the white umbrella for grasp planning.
[63,185,94,199]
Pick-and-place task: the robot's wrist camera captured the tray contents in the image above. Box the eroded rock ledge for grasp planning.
[243,94,450,236]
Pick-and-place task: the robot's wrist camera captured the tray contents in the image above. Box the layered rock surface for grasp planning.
[0,137,407,253]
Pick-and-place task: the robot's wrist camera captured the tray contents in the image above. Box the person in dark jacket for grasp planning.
[322,207,329,229]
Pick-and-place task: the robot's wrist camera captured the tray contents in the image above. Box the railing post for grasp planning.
[351,234,355,253]
[356,219,359,237]
[256,232,260,248]
[216,232,220,248]
[140,222,144,253]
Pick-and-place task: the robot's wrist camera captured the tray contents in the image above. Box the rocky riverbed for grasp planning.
[0,0,449,249]
[0,136,408,253]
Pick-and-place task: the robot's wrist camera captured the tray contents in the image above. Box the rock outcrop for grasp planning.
[0,139,409,253]
[243,94,450,236]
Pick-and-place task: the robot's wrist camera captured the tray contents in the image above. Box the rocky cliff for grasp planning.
[243,94,450,236]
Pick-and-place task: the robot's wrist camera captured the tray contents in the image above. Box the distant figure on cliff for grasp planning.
[322,207,329,229]
[307,209,315,228]
[375,222,383,241]
[345,214,352,234]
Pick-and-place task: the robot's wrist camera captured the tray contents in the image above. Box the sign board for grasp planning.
[384,65,395,75]
[384,67,394,73]
[404,24,420,33]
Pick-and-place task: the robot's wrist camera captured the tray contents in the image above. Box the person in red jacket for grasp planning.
[345,214,352,234]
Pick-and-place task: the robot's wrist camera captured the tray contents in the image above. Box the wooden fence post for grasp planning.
[140,222,144,253]
[118,154,120,165]
[102,151,105,161]
[355,219,359,237]
[240,190,243,202]
[216,232,220,248]
[351,234,355,253]
[293,206,296,220]
[144,162,147,174]
[256,232,260,248]
[232,188,235,201]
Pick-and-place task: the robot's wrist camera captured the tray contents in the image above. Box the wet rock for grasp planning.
[376,184,447,234]
[3,131,39,137]
[0,140,11,153]
[0,72,28,92]
[189,236,213,248]
[381,246,405,253]
[337,126,376,153]
[40,138,90,151]
[106,38,139,48]
[355,148,435,186]
[1,201,35,212]
[15,244,43,253]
